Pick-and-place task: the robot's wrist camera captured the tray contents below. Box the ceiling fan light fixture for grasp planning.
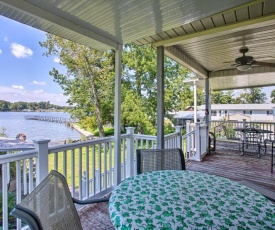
[237,64,251,71]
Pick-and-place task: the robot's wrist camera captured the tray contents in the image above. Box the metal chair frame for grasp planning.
[11,170,109,230]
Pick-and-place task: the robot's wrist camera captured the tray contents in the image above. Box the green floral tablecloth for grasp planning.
[109,170,275,229]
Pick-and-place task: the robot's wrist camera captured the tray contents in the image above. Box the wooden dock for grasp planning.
[24,115,78,123]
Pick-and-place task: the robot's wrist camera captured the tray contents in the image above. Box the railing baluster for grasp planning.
[123,139,126,179]
[71,149,75,197]
[79,147,82,200]
[23,159,27,195]
[85,146,89,198]
[92,145,96,195]
[2,164,8,230]
[29,158,34,193]
[54,152,58,171]
[104,143,107,190]
[98,144,101,192]
[109,142,113,187]
[63,150,67,178]
[16,160,22,229]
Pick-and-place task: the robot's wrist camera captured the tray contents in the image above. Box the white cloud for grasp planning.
[0,86,69,106]
[12,85,24,90]
[0,49,2,54]
[53,57,60,63]
[10,43,33,58]
[33,90,44,94]
[32,81,46,86]
[4,36,8,42]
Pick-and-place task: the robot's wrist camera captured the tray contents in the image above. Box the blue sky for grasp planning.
[0,16,68,106]
[0,16,275,106]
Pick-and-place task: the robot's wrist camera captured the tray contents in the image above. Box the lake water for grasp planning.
[0,112,82,143]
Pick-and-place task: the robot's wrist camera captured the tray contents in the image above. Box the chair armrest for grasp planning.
[11,206,41,230]
[72,197,109,205]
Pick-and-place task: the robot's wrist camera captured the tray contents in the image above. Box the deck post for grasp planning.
[156,46,165,149]
[186,120,191,151]
[114,44,122,186]
[194,123,201,161]
[243,119,247,128]
[33,139,50,184]
[174,126,182,149]
[126,127,135,177]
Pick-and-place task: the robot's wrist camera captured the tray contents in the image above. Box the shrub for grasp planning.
[0,191,16,229]
[92,127,126,137]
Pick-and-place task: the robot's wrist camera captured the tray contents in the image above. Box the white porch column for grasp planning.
[33,139,50,184]
[114,44,122,186]
[205,77,210,151]
[194,80,197,123]
[126,127,135,177]
[157,46,165,149]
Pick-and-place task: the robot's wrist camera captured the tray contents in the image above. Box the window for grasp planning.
[267,110,270,115]
[219,110,221,116]
[243,110,246,114]
[211,110,217,116]
[225,110,227,114]
[250,111,252,115]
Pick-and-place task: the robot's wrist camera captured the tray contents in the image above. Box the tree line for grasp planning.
[38,34,275,137]
[0,100,65,111]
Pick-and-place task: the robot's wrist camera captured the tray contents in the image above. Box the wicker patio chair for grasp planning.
[10,170,110,230]
[136,148,186,174]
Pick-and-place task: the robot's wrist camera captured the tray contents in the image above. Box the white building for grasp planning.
[174,104,275,124]
[202,104,275,121]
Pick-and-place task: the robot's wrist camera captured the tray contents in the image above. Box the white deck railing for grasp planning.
[211,119,275,140]
[1,126,191,229]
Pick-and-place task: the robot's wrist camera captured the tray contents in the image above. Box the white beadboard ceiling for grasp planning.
[1,0,275,91]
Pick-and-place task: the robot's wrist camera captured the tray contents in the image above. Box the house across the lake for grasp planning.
[173,104,275,125]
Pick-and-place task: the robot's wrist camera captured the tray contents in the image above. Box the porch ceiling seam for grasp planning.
[209,66,275,78]
[164,46,208,78]
[0,0,119,50]
[154,13,275,48]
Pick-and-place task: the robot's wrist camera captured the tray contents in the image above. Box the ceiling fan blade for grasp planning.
[212,64,236,72]
[253,61,275,68]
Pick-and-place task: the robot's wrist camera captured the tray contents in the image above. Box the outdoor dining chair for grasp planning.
[136,148,186,174]
[10,170,110,230]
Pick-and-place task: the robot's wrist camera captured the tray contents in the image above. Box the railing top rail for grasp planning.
[0,147,35,152]
[0,149,38,164]
[182,130,195,139]
[132,134,156,141]
[49,136,115,153]
[164,132,180,138]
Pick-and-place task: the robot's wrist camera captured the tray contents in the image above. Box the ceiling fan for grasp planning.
[217,47,275,72]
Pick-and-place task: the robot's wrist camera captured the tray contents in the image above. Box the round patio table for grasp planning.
[109,170,275,229]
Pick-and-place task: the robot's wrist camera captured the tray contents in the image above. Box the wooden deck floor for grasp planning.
[187,141,275,191]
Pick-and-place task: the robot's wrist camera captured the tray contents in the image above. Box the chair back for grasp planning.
[11,170,82,230]
[136,148,185,174]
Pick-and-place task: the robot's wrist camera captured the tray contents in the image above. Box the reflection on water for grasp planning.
[0,112,82,142]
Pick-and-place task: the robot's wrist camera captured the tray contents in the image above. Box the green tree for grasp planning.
[0,100,10,111]
[40,34,114,137]
[271,89,275,103]
[211,90,235,104]
[121,90,156,134]
[236,88,267,104]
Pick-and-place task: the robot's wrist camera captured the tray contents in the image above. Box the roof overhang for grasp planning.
[1,0,274,91]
